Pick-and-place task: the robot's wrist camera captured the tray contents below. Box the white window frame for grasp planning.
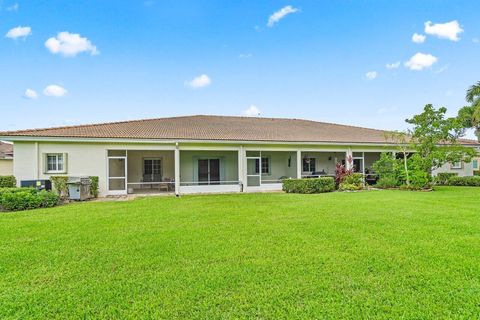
[450,161,463,169]
[261,156,271,175]
[45,153,67,174]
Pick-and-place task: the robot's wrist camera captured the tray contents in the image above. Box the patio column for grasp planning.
[296,150,302,178]
[238,147,244,191]
[346,148,353,170]
[174,146,180,196]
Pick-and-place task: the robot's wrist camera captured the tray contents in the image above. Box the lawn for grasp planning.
[1,187,479,319]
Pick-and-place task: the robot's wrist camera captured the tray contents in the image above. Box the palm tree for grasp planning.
[466,81,480,139]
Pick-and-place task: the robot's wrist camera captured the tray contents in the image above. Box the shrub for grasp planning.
[372,153,400,187]
[89,176,99,198]
[335,156,353,187]
[406,154,432,189]
[376,176,399,189]
[283,177,335,194]
[50,176,69,198]
[0,188,59,211]
[435,173,458,185]
[0,175,16,188]
[447,176,480,187]
[474,171,480,176]
[339,173,364,191]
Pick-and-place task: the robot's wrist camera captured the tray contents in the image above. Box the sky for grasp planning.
[1,0,479,138]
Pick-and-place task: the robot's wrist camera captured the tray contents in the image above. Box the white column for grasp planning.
[34,142,39,180]
[346,148,353,170]
[296,150,302,179]
[174,146,180,196]
[238,146,244,191]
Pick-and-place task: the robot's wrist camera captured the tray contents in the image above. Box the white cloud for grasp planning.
[412,33,426,43]
[404,52,438,71]
[23,89,38,99]
[43,85,68,97]
[45,32,99,57]
[386,61,400,69]
[424,20,463,41]
[185,74,211,89]
[267,5,299,27]
[244,105,261,116]
[365,71,377,80]
[238,53,253,59]
[7,3,19,11]
[5,26,31,39]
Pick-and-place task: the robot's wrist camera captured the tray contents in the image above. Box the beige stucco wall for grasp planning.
[432,161,474,177]
[13,141,177,197]
[14,139,474,195]
[0,159,13,176]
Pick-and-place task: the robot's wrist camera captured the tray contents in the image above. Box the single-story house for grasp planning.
[0,115,479,196]
[0,141,14,176]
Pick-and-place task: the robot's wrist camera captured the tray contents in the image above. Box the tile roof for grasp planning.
[0,141,13,159]
[0,115,479,146]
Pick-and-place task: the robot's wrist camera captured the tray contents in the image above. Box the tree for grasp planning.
[457,81,480,140]
[384,131,411,186]
[406,104,476,176]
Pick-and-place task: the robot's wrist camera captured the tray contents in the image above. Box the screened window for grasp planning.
[261,157,270,174]
[302,158,316,172]
[46,154,65,173]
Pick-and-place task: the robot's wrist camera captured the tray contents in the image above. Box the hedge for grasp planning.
[282,177,335,194]
[0,188,59,212]
[447,176,480,187]
[0,175,16,188]
[436,173,458,185]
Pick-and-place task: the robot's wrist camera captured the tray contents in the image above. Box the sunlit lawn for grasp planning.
[1,187,479,319]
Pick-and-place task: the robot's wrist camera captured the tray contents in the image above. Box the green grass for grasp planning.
[1,187,480,319]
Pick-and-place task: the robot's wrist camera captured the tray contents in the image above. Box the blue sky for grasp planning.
[1,1,479,137]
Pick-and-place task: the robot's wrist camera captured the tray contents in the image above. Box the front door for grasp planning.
[198,159,220,185]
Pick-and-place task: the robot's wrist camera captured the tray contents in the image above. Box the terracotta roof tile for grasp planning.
[1,115,479,146]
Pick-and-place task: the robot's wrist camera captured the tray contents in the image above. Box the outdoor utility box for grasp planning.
[67,177,91,201]
[20,180,52,191]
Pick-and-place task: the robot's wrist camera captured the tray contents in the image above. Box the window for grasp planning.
[302,158,316,172]
[473,160,478,170]
[45,153,66,173]
[261,157,270,174]
[451,161,462,169]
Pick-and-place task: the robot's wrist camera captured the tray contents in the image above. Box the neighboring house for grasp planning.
[0,141,14,176]
[473,157,480,173]
[0,115,479,197]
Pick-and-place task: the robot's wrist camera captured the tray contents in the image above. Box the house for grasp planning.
[0,115,478,196]
[0,141,14,176]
